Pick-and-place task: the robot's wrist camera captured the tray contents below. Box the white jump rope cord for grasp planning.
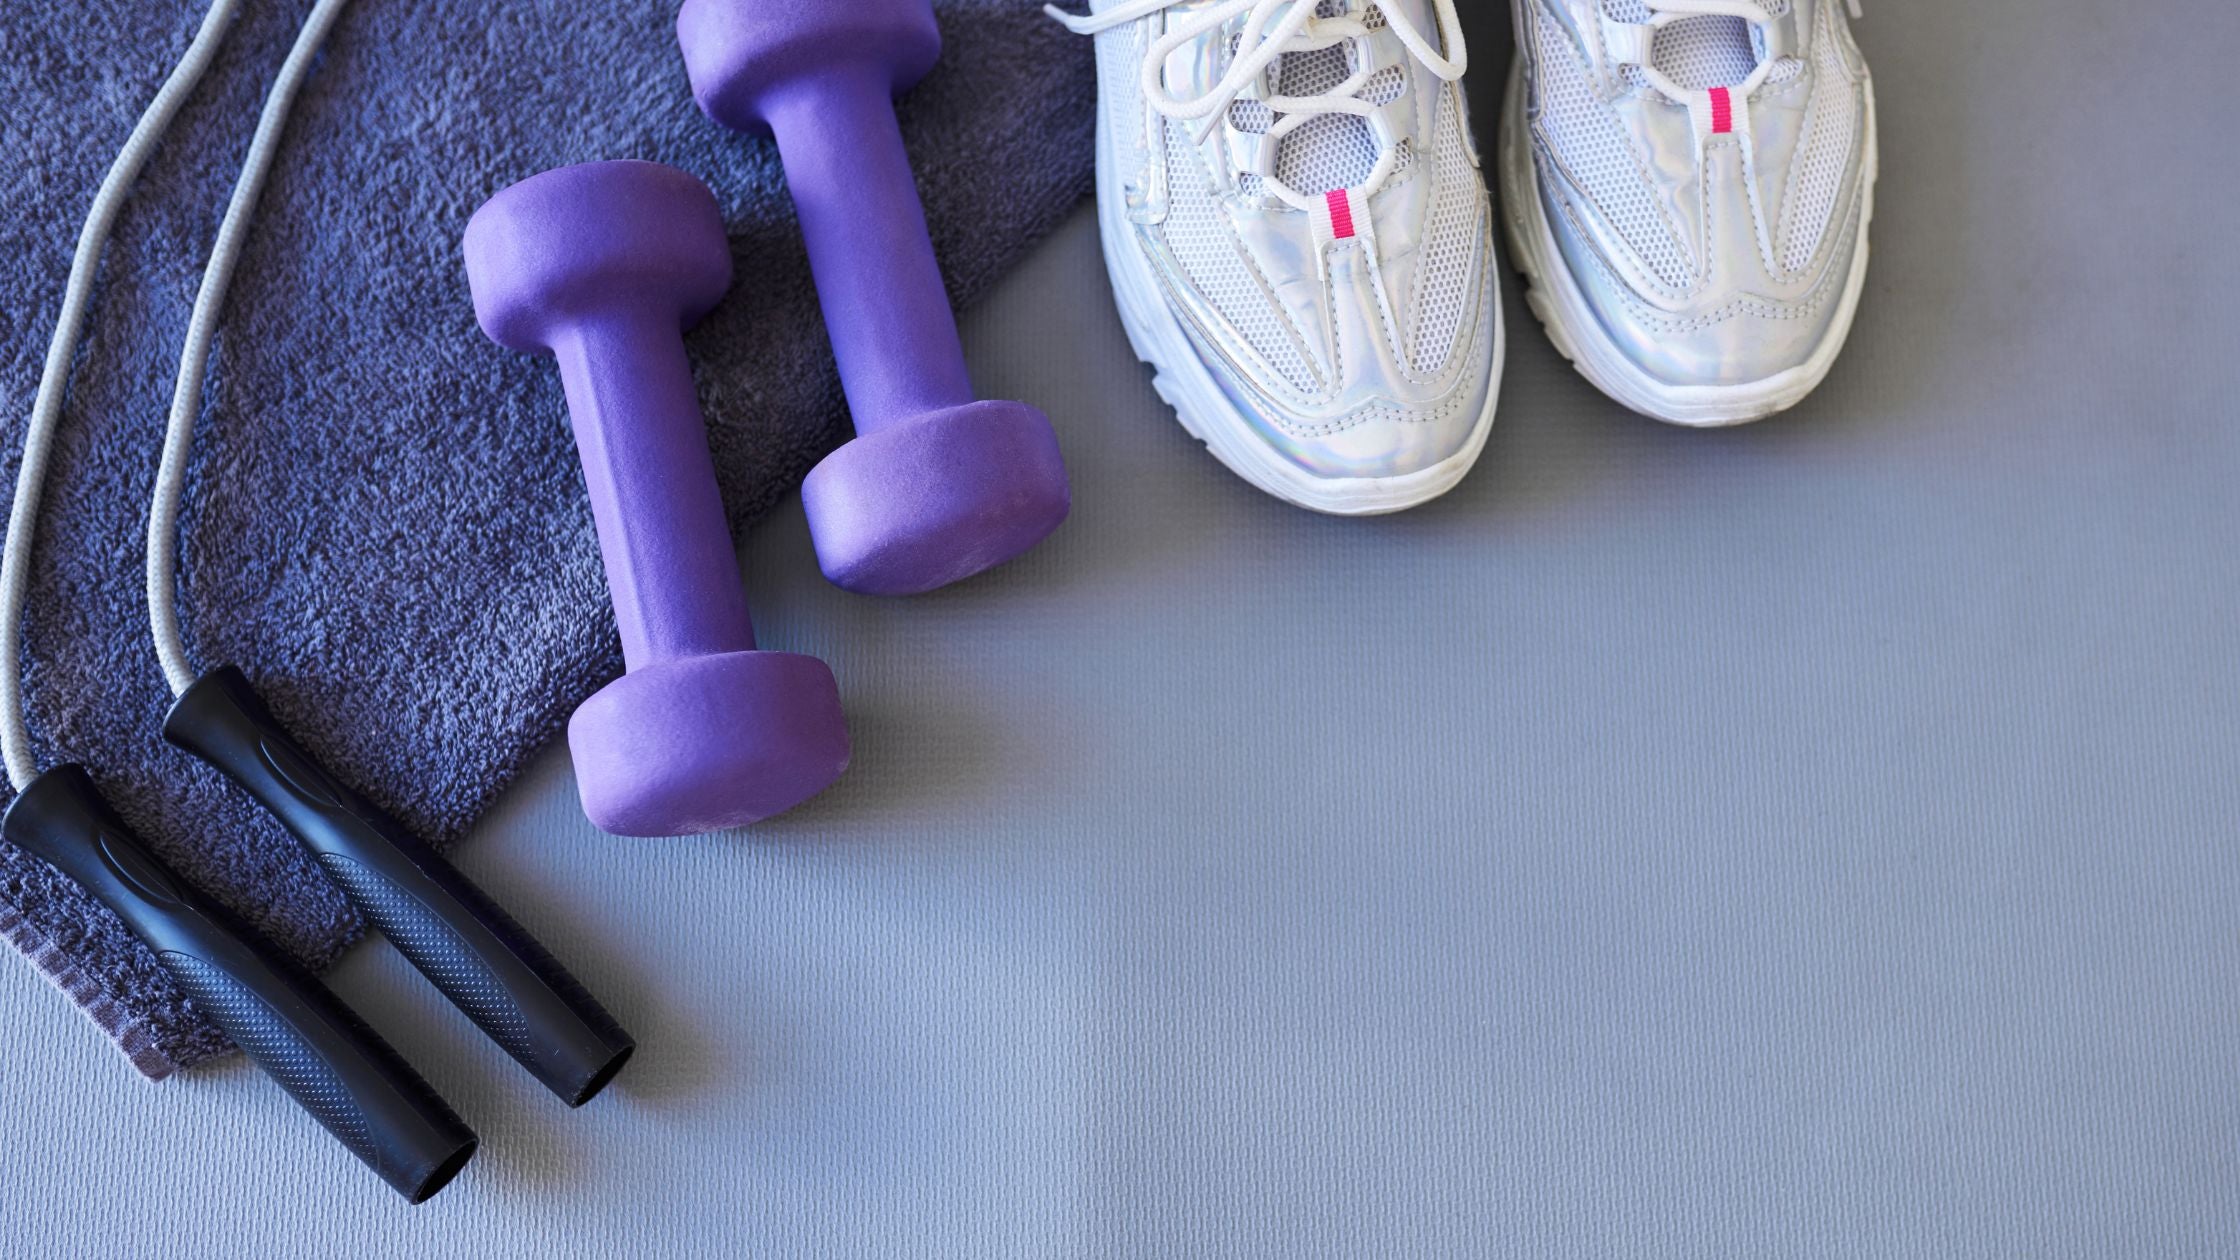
[149,0,357,696]
[2,0,353,792]
[0,0,245,792]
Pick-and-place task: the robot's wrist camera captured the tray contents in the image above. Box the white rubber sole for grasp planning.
[1093,114,1502,515]
[1497,58,1879,428]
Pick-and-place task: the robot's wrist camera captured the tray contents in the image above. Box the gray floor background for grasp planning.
[4,2,2239,1255]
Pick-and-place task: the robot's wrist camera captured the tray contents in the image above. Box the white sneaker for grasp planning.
[1502,0,1878,426]
[1050,0,1499,515]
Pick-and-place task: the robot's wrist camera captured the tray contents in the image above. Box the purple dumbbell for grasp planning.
[677,0,1071,597]
[464,160,850,836]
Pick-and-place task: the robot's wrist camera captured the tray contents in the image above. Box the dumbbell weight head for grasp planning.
[800,398,1071,595]
[465,160,732,356]
[566,649,850,837]
[465,161,850,835]
[678,0,1072,597]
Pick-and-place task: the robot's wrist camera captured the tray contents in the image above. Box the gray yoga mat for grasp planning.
[0,0,1093,1076]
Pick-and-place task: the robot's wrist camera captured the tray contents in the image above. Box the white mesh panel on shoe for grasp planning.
[1407,89,1484,375]
[1097,23,1145,174]
[1605,0,1759,92]
[1226,0,1411,199]
[1270,37,1377,195]
[1649,16,1758,89]
[1779,12,1858,273]
[1359,64,1406,107]
[1159,122,1322,395]
[1531,9,1691,288]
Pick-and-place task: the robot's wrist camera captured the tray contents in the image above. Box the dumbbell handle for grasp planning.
[553,315,756,669]
[762,63,976,434]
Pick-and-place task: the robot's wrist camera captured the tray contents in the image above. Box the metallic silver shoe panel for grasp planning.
[1187,223,1501,479]
[1094,0,1500,481]
[1542,142,1863,386]
[1517,0,1872,389]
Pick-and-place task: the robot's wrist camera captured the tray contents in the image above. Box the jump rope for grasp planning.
[2,0,629,1201]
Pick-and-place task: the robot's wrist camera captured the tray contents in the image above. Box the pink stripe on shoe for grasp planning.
[1708,86,1734,134]
[1326,189,1356,240]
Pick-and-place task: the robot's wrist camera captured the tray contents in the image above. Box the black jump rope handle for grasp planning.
[164,667,634,1107]
[2,765,477,1202]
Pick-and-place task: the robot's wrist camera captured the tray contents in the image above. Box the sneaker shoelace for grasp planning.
[1614,0,1783,100]
[1608,0,1861,101]
[1047,0,1467,213]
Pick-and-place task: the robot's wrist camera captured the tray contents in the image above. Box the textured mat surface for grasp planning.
[0,0,1093,1073]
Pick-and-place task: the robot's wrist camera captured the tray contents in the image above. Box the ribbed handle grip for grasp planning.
[2,766,477,1202]
[163,668,634,1106]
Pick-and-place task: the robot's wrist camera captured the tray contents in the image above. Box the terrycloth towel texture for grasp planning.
[0,1,1093,1078]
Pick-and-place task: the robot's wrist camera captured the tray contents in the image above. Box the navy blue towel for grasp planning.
[0,0,1094,1076]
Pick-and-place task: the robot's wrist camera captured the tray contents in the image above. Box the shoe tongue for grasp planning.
[1253,0,1404,197]
[1605,1,1760,91]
